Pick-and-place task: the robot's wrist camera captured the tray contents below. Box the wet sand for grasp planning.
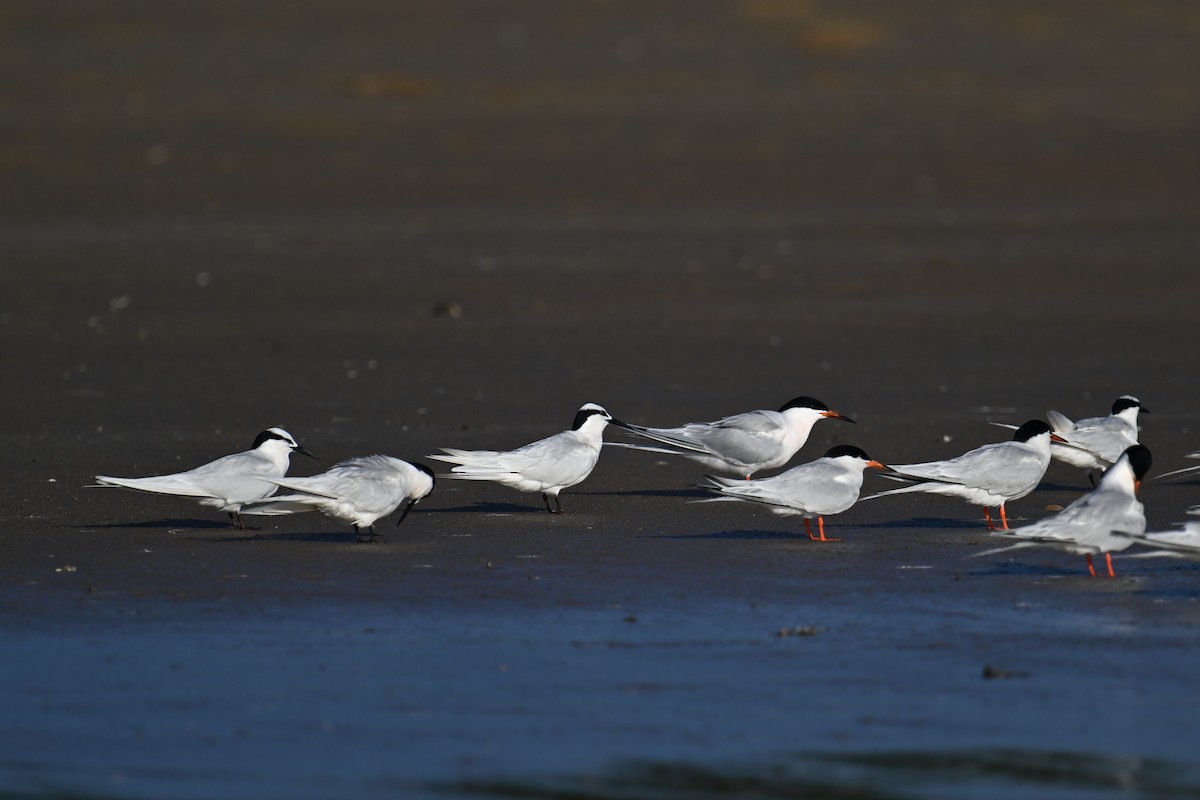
[3,2,1200,798]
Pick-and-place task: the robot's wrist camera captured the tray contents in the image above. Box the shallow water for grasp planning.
[3,562,1199,800]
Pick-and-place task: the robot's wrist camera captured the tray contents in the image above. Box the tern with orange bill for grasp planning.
[697,445,886,541]
[609,396,855,478]
[978,444,1151,577]
[862,420,1063,530]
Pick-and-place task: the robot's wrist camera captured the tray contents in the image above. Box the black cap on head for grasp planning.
[1112,396,1147,414]
[571,403,610,431]
[778,396,830,413]
[1122,444,1153,481]
[252,428,294,449]
[412,462,436,487]
[824,445,871,461]
[1012,420,1053,442]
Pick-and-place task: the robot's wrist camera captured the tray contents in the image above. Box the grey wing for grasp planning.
[1057,427,1137,464]
[684,410,787,464]
[1020,489,1143,543]
[510,433,598,486]
[1074,415,1128,432]
[276,457,406,514]
[727,459,854,514]
[181,450,282,501]
[771,460,861,514]
[897,443,1042,496]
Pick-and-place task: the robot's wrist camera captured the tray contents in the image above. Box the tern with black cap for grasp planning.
[610,396,856,478]
[1045,395,1147,472]
[92,427,318,529]
[862,420,1064,530]
[979,444,1152,577]
[241,455,435,542]
[698,445,887,542]
[429,403,667,514]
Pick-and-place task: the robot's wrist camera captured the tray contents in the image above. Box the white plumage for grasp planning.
[429,403,627,513]
[92,427,317,528]
[977,445,1152,577]
[1045,395,1145,471]
[1113,507,1200,559]
[609,396,855,478]
[862,420,1061,530]
[698,445,886,541]
[240,455,435,541]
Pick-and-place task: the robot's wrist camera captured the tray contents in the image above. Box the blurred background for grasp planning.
[6,1,1200,217]
[2,0,1199,467]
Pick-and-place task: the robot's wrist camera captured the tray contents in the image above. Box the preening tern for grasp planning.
[241,456,435,542]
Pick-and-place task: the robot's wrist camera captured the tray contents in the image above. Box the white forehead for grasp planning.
[266,427,297,445]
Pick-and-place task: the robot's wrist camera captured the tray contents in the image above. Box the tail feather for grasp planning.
[92,475,214,498]
[605,441,695,457]
[438,468,518,481]
[697,478,797,512]
[427,449,506,469]
[973,541,1041,558]
[861,482,941,501]
[1153,462,1200,482]
[262,477,340,500]
[1046,410,1075,432]
[613,424,712,455]
[240,497,321,516]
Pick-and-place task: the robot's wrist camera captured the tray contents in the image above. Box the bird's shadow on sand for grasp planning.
[659,517,989,541]
[71,518,232,531]
[589,488,710,500]
[1037,481,1096,493]
[424,501,550,515]
[851,517,989,531]
[960,560,1087,579]
[662,528,814,541]
[199,530,363,544]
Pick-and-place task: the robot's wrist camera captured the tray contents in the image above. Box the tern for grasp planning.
[429,403,652,514]
[1045,395,1147,472]
[698,445,886,541]
[978,444,1152,577]
[92,427,318,528]
[609,396,855,478]
[240,456,435,542]
[862,420,1063,530]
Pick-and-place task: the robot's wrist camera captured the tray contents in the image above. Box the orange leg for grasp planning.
[803,518,818,541]
[1085,553,1097,577]
[1104,552,1116,578]
[983,507,996,531]
[814,517,840,542]
[999,504,1010,530]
